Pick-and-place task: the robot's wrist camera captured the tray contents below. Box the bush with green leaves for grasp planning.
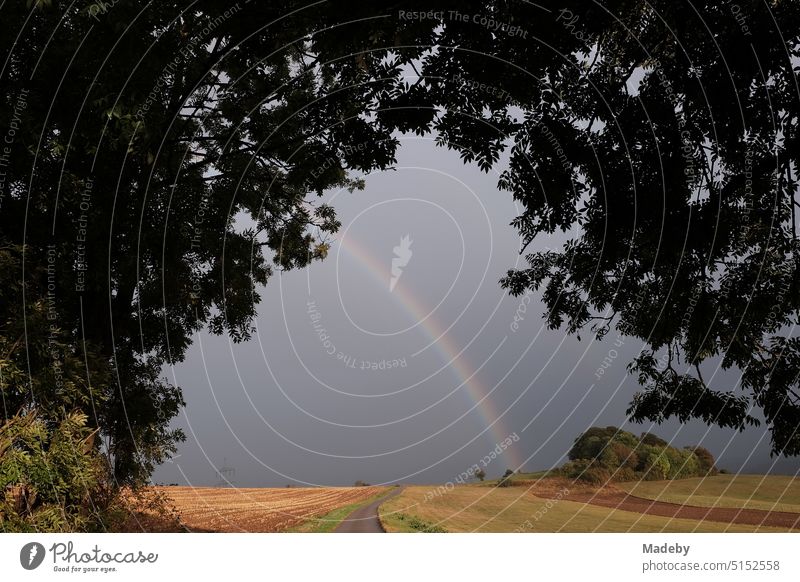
[396,513,448,533]
[497,469,515,488]
[0,411,181,532]
[643,452,671,481]
[561,427,717,483]
[685,446,719,476]
[0,411,107,532]
[560,459,592,480]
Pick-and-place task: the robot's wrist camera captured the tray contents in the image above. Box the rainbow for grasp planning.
[334,233,525,472]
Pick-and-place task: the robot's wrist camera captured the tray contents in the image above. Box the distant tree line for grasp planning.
[560,427,718,484]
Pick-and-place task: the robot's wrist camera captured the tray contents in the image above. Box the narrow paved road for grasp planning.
[334,486,404,533]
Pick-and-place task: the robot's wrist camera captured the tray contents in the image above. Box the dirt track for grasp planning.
[547,488,800,530]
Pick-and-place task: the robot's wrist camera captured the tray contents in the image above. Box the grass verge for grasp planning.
[290,487,395,533]
[379,483,790,532]
[618,474,800,513]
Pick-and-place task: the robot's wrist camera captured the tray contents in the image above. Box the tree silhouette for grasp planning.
[374,1,800,456]
[1,0,799,494]
[0,1,406,483]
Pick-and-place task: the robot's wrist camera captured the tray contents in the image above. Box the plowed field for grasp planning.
[159,486,387,532]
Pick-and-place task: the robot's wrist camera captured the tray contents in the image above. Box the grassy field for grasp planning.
[157,486,387,532]
[144,475,799,533]
[619,474,800,513]
[378,482,792,533]
[509,470,554,481]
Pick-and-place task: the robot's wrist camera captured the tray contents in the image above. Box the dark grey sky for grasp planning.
[153,136,799,487]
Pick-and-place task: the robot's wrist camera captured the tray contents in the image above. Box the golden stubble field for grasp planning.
[153,486,387,532]
[378,476,800,533]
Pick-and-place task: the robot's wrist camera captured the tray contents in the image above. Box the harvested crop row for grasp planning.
[156,486,386,532]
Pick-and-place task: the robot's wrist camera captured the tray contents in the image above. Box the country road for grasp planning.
[334,487,404,533]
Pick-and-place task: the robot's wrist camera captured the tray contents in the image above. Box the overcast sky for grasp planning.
[153,136,799,487]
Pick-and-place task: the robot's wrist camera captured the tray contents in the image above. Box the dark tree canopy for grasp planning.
[374,0,800,455]
[1,0,799,496]
[1,0,409,483]
[481,1,800,457]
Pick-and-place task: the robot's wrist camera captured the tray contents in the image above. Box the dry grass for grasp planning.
[619,474,800,513]
[148,486,387,532]
[379,482,791,533]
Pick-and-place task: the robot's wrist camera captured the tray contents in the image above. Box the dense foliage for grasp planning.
[378,0,800,455]
[0,411,107,532]
[1,1,406,486]
[0,410,182,532]
[561,427,718,483]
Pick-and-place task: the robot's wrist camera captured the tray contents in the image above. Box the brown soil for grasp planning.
[135,486,389,532]
[533,482,800,530]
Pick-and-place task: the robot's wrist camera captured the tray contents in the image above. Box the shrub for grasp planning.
[396,513,448,533]
[559,459,592,480]
[599,445,620,468]
[1,411,106,532]
[0,411,178,532]
[614,467,637,482]
[610,441,639,470]
[582,466,612,485]
[685,446,718,475]
[635,444,659,471]
[644,453,671,480]
[497,469,515,487]
[668,448,700,479]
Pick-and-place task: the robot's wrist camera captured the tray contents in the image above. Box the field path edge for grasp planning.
[545,489,800,530]
[334,486,405,533]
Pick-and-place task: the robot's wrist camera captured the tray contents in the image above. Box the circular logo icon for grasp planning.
[20,542,46,570]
